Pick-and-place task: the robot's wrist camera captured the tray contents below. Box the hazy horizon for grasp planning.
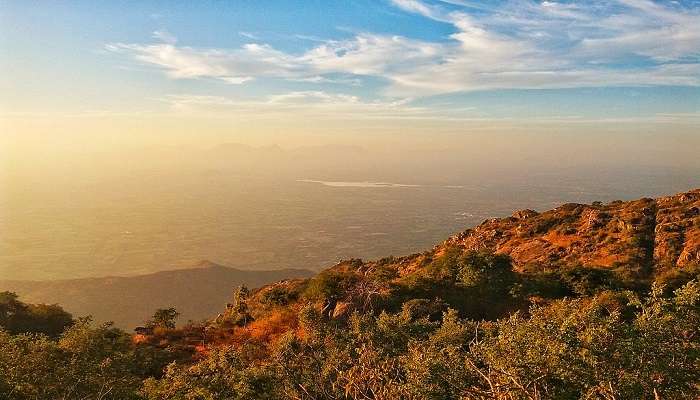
[2,134,698,281]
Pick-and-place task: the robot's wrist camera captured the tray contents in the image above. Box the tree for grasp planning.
[217,285,253,327]
[146,308,180,330]
[0,291,73,337]
[303,271,358,303]
[456,251,515,291]
[467,282,700,399]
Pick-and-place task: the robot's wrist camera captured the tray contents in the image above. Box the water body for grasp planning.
[298,179,421,188]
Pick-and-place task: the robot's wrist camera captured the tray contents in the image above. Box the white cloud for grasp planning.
[106,1,700,96]
[106,33,439,85]
[288,76,363,86]
[380,0,700,95]
[390,0,448,21]
[105,33,298,84]
[302,34,441,76]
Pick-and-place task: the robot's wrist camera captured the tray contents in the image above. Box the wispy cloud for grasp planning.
[159,92,481,120]
[104,41,290,83]
[149,92,700,124]
[106,0,700,97]
[151,30,177,45]
[239,32,258,40]
[106,33,440,86]
[382,0,700,95]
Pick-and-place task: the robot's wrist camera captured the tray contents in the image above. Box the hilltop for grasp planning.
[447,189,699,270]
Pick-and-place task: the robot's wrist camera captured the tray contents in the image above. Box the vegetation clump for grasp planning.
[0,291,73,338]
[1,263,698,399]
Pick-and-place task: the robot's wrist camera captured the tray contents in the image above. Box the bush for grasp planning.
[2,278,699,399]
[400,298,447,321]
[142,345,279,400]
[456,251,514,290]
[558,266,623,296]
[0,319,143,400]
[654,263,700,294]
[302,270,358,302]
[261,286,295,307]
[394,250,519,320]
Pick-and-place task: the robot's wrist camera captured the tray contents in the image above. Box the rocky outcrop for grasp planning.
[444,189,700,272]
[654,190,700,268]
[512,209,539,220]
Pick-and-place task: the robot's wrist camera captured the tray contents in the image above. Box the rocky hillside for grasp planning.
[338,188,700,286]
[445,188,700,271]
[194,189,699,349]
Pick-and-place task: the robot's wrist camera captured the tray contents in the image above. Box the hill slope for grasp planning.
[202,189,699,346]
[445,188,699,270]
[0,262,312,328]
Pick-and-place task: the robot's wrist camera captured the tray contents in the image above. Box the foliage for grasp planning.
[0,291,73,337]
[137,280,700,400]
[217,286,253,327]
[302,270,359,303]
[654,263,700,294]
[260,286,296,307]
[456,251,516,294]
[0,319,143,400]
[558,265,623,296]
[522,265,647,299]
[141,345,278,400]
[394,249,520,320]
[1,253,699,399]
[146,307,180,330]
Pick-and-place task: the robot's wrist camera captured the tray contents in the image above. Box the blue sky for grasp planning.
[1,0,699,121]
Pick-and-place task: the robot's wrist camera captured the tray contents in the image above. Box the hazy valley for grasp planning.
[0,262,312,328]
[3,142,698,282]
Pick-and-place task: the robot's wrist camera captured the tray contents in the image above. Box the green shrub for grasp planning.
[654,263,700,294]
[302,270,359,302]
[559,266,623,296]
[261,286,295,307]
[456,251,514,290]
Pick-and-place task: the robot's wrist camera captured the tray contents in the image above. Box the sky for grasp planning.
[1,0,699,145]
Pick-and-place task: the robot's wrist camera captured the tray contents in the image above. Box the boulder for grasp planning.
[512,209,539,219]
[332,301,352,319]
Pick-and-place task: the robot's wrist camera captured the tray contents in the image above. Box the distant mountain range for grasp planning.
[0,261,313,329]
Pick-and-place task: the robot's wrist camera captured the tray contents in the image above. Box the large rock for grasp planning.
[449,189,700,271]
[512,209,539,220]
